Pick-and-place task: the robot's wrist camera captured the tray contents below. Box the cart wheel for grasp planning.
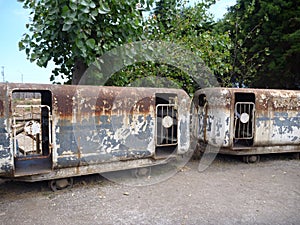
[243,155,260,163]
[131,167,151,178]
[192,142,205,160]
[48,178,74,192]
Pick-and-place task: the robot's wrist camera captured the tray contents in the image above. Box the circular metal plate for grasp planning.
[162,116,173,128]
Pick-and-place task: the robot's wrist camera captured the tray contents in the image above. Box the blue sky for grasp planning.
[0,0,236,84]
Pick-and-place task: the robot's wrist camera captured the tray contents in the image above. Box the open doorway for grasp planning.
[12,90,52,175]
[155,93,178,157]
[233,93,255,147]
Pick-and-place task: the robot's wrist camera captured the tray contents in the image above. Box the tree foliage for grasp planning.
[153,0,178,29]
[18,0,153,84]
[150,0,232,89]
[220,0,300,89]
[19,0,232,92]
[110,0,232,93]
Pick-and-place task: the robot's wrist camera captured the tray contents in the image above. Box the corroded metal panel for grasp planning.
[177,96,191,153]
[193,88,231,147]
[0,83,190,179]
[50,85,190,169]
[51,86,156,168]
[194,87,300,155]
[255,90,300,146]
[0,83,13,175]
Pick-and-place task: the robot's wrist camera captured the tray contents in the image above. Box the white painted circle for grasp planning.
[240,113,250,123]
[162,116,173,128]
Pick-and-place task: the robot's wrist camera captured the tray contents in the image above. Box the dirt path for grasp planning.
[0,155,300,225]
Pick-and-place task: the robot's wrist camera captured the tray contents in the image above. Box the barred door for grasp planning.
[156,104,178,146]
[234,102,255,140]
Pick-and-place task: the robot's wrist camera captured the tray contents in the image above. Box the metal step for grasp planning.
[14,156,52,177]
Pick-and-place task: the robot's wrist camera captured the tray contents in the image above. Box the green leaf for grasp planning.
[62,23,72,31]
[75,39,84,50]
[79,5,90,13]
[64,18,73,25]
[91,9,98,17]
[80,0,89,7]
[61,5,70,19]
[98,1,110,14]
[48,7,58,15]
[86,38,95,49]
[69,2,77,11]
[18,41,25,51]
[98,8,109,14]
[89,2,96,8]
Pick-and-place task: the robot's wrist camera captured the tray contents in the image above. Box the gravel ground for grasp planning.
[0,154,299,225]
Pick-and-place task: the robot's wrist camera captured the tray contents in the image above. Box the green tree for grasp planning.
[18,0,153,84]
[18,0,232,92]
[110,1,232,94]
[221,0,300,89]
[153,0,179,30]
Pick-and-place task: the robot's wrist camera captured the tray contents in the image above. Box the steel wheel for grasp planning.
[131,167,151,178]
[243,155,260,163]
[48,178,74,192]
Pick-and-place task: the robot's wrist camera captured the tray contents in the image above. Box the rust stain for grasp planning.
[52,86,77,119]
[193,87,300,155]
[0,82,191,180]
[0,84,7,117]
[51,86,157,120]
[0,99,4,117]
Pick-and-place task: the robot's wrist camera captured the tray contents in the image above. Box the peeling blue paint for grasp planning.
[0,163,13,174]
[0,148,11,159]
[274,112,289,117]
[57,157,80,168]
[194,87,300,154]
[0,117,12,174]
[216,121,222,137]
[207,115,213,132]
[225,117,230,126]
[224,130,230,145]
[273,116,299,134]
[55,113,155,168]
[179,121,188,146]
[291,136,298,142]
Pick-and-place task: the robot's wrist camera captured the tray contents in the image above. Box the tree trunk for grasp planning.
[71,59,88,85]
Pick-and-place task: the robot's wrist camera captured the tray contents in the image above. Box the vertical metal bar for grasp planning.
[242,103,244,138]
[166,106,169,144]
[238,103,241,138]
[244,104,247,138]
[37,106,41,154]
[13,116,17,156]
[247,104,250,138]
[244,104,249,138]
[234,104,236,138]
[48,106,52,154]
[160,106,163,145]
[203,102,208,142]
[157,106,159,145]
[171,107,174,143]
[250,103,255,138]
[252,103,254,138]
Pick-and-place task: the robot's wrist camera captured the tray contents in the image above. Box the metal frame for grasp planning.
[234,102,255,140]
[155,103,178,146]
